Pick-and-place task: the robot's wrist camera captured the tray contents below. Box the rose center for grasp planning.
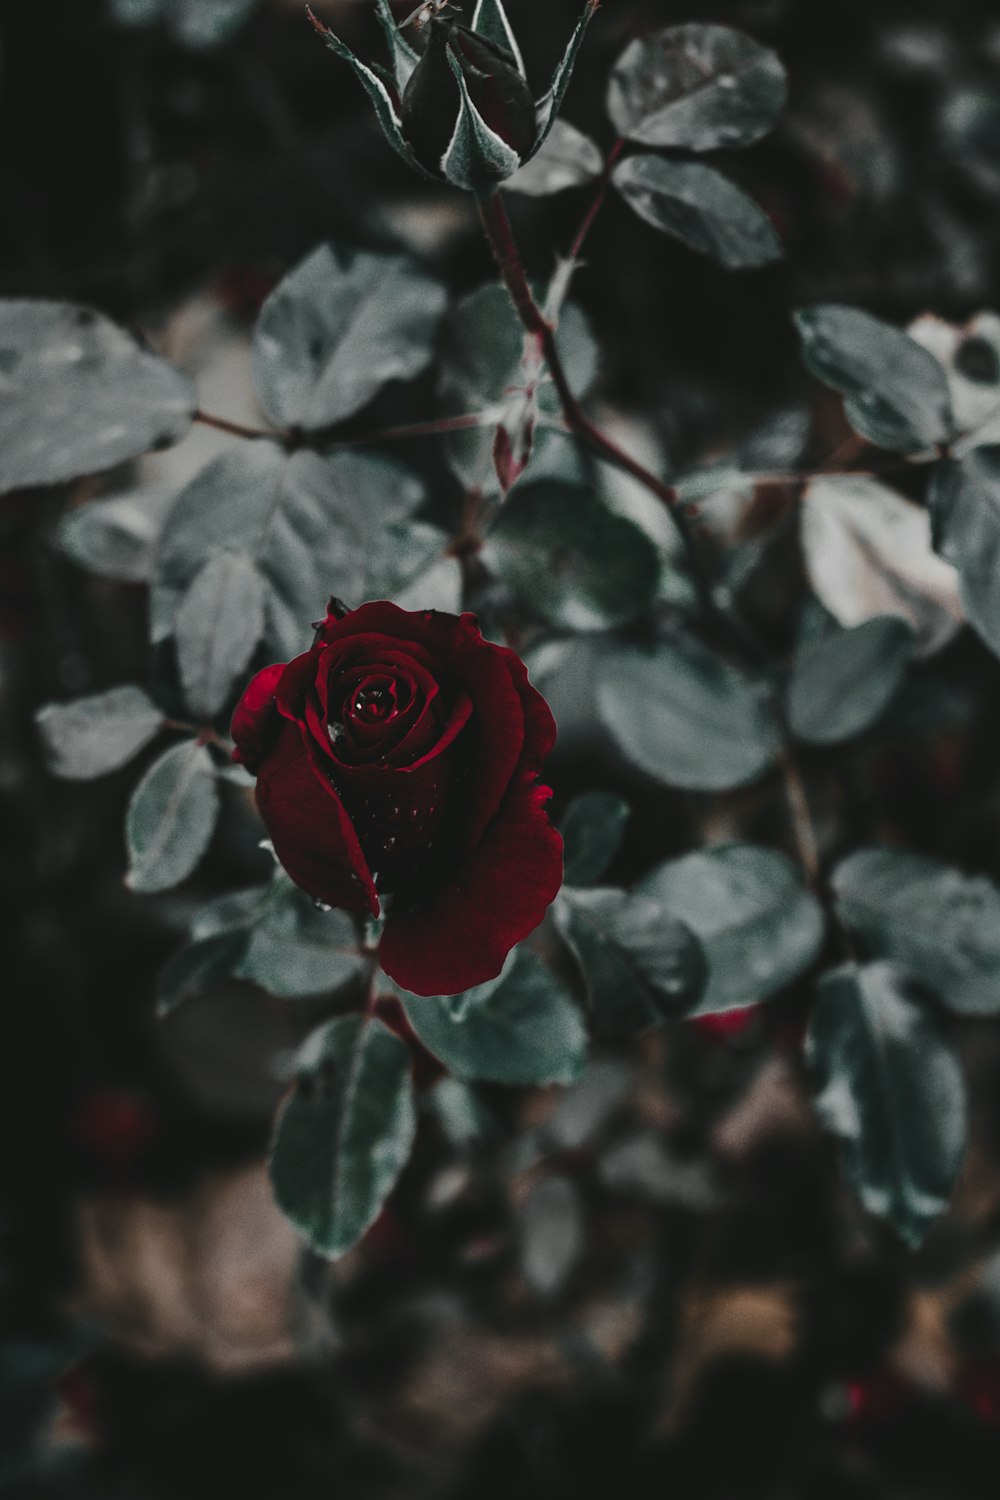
[353,685,393,721]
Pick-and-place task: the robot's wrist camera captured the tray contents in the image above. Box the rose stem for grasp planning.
[194,408,276,441]
[475,186,768,670]
[476,186,844,902]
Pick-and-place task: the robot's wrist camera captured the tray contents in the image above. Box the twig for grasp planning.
[476,187,770,671]
[194,408,277,442]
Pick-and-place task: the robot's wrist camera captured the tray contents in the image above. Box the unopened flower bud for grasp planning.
[401,19,536,181]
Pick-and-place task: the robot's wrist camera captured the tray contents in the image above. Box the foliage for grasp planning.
[11,0,1000,1287]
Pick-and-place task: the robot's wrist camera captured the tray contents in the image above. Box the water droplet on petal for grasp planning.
[314,899,333,913]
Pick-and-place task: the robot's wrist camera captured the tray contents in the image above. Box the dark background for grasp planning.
[5,1,1000,1496]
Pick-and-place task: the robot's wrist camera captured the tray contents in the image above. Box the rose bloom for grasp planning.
[231,601,562,996]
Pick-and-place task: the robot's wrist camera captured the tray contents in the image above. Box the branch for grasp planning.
[476,188,770,671]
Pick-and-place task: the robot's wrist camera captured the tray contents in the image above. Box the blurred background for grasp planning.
[5,0,1000,1495]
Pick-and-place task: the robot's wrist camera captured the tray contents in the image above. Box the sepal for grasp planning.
[533,0,600,151]
[442,41,524,189]
[305,7,438,180]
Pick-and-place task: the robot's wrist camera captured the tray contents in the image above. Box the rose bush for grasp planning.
[231,600,562,996]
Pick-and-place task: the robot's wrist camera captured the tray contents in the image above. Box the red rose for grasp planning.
[231,601,562,996]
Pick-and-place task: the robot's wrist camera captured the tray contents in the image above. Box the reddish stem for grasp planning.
[566,137,625,268]
[194,408,276,442]
[475,188,762,661]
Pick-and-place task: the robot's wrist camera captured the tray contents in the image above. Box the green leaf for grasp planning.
[36,685,163,780]
[553,887,706,1037]
[157,932,250,1017]
[807,961,967,1248]
[269,1015,417,1258]
[799,475,963,655]
[236,872,367,1000]
[534,0,599,149]
[612,155,783,270]
[365,519,462,615]
[560,791,630,886]
[174,551,267,719]
[786,616,914,745]
[439,285,598,495]
[153,443,426,658]
[639,844,825,1014]
[483,480,661,630]
[507,119,602,197]
[596,638,780,791]
[57,487,175,583]
[832,848,1000,1017]
[607,24,787,151]
[0,301,195,494]
[253,244,447,431]
[929,448,1000,658]
[471,0,525,74]
[171,870,367,1003]
[400,949,587,1086]
[794,305,955,454]
[125,740,219,894]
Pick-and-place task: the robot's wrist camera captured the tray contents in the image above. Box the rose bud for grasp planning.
[307,1,598,193]
[231,602,563,998]
[401,19,536,182]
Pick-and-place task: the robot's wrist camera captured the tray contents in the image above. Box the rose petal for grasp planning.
[378,776,564,996]
[323,607,527,838]
[330,690,473,888]
[231,663,286,771]
[498,646,557,773]
[255,720,378,915]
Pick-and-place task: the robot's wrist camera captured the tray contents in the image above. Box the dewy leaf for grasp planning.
[833,848,1000,1017]
[483,480,661,631]
[534,0,599,149]
[639,844,825,1015]
[596,638,781,792]
[253,244,447,431]
[471,0,525,75]
[0,301,195,494]
[553,887,706,1037]
[174,551,266,719]
[125,740,220,894]
[153,443,426,658]
[801,476,963,655]
[400,949,587,1086]
[57,487,176,584]
[269,1014,416,1259]
[613,154,783,270]
[36,686,164,781]
[786,616,915,745]
[794,305,956,454]
[806,961,967,1248]
[560,791,630,887]
[507,119,604,197]
[929,448,1000,659]
[607,24,787,151]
